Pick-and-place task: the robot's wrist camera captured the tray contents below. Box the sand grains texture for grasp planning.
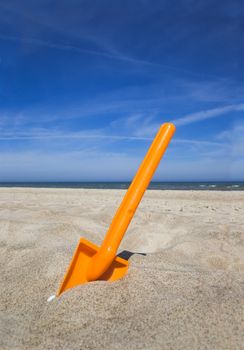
[0,188,243,349]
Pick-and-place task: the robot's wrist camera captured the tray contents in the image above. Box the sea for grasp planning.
[0,182,243,191]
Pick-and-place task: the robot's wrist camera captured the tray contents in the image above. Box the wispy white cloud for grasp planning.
[172,103,244,126]
[213,121,244,160]
[0,149,142,181]
[0,118,237,181]
[109,113,160,138]
[0,146,234,182]
[217,123,244,141]
[1,76,242,132]
[230,123,244,158]
[0,125,227,150]
[0,99,130,127]
[0,33,131,62]
[0,32,224,79]
[0,107,230,150]
[0,131,151,141]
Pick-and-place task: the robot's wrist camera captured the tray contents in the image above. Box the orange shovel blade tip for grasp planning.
[57,238,129,297]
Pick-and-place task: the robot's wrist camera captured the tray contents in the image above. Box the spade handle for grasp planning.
[102,122,176,253]
[87,122,176,281]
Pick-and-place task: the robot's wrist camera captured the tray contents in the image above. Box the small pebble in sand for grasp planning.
[47,295,56,302]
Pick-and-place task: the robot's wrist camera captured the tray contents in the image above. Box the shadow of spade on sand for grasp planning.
[117,250,147,261]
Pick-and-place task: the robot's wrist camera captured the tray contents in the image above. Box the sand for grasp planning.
[0,188,243,350]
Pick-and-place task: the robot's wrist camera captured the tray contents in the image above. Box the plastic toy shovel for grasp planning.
[57,122,175,296]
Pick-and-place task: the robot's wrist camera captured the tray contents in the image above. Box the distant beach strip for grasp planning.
[0,182,243,190]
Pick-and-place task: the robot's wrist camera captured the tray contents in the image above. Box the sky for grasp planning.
[0,0,243,182]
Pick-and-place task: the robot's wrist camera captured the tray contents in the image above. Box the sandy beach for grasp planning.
[0,188,243,349]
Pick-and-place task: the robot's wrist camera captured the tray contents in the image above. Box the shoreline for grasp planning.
[0,186,243,192]
[0,181,243,192]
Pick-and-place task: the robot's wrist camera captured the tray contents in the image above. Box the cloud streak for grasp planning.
[0,33,128,62]
[0,33,223,79]
[0,147,233,182]
[0,128,226,149]
[172,103,244,126]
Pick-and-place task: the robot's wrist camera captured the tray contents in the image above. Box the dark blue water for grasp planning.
[0,182,243,190]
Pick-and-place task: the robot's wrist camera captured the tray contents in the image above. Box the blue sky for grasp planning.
[0,0,243,181]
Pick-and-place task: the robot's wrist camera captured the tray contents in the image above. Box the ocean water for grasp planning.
[0,182,243,190]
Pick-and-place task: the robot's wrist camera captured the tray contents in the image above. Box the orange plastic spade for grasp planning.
[57,122,175,296]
